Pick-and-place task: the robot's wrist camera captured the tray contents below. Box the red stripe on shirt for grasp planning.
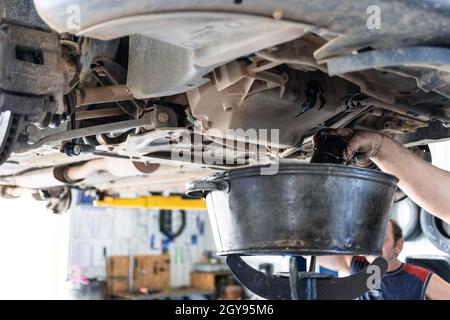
[403,263,431,283]
[355,256,368,263]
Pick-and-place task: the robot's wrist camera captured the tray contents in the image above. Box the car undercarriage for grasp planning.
[0,0,450,212]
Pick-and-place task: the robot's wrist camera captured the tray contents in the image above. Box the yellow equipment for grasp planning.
[94,195,207,210]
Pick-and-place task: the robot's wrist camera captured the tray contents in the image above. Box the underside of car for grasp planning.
[0,0,449,211]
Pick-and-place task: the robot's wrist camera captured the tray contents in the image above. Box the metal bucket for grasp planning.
[186,162,398,256]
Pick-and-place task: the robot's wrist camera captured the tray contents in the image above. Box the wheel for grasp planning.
[389,197,422,241]
[0,111,22,165]
[420,209,450,254]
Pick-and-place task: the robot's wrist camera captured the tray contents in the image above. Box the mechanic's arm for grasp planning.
[425,274,450,300]
[315,256,353,273]
[335,129,450,224]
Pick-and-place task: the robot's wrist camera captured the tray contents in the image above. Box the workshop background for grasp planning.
[0,141,448,299]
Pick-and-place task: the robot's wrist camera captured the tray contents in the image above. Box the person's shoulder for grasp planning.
[402,263,432,283]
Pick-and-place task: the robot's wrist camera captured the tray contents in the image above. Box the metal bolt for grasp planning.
[63,143,81,157]
[63,142,94,157]
[157,112,170,123]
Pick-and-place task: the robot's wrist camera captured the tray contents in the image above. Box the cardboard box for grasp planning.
[107,255,170,294]
[191,272,217,291]
[133,255,170,291]
[191,271,231,291]
[106,256,130,294]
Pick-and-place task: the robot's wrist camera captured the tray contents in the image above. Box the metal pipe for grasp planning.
[10,159,159,189]
[64,158,159,181]
[361,97,450,125]
[0,186,33,198]
[13,167,65,189]
[363,97,430,122]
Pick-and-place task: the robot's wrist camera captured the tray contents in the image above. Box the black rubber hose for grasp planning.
[159,210,186,241]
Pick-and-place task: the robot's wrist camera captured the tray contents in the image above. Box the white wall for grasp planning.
[429,140,450,171]
[0,194,70,299]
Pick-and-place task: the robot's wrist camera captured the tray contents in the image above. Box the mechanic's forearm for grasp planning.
[371,137,450,223]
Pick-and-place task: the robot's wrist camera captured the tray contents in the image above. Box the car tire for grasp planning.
[0,111,22,166]
[390,198,422,241]
[420,209,450,254]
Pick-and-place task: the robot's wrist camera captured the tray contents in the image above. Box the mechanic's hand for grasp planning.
[331,128,385,162]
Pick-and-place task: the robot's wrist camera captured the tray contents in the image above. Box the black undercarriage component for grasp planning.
[294,79,326,118]
[61,141,95,157]
[310,129,348,164]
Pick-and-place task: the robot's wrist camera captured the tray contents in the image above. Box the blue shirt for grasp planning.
[350,256,433,300]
